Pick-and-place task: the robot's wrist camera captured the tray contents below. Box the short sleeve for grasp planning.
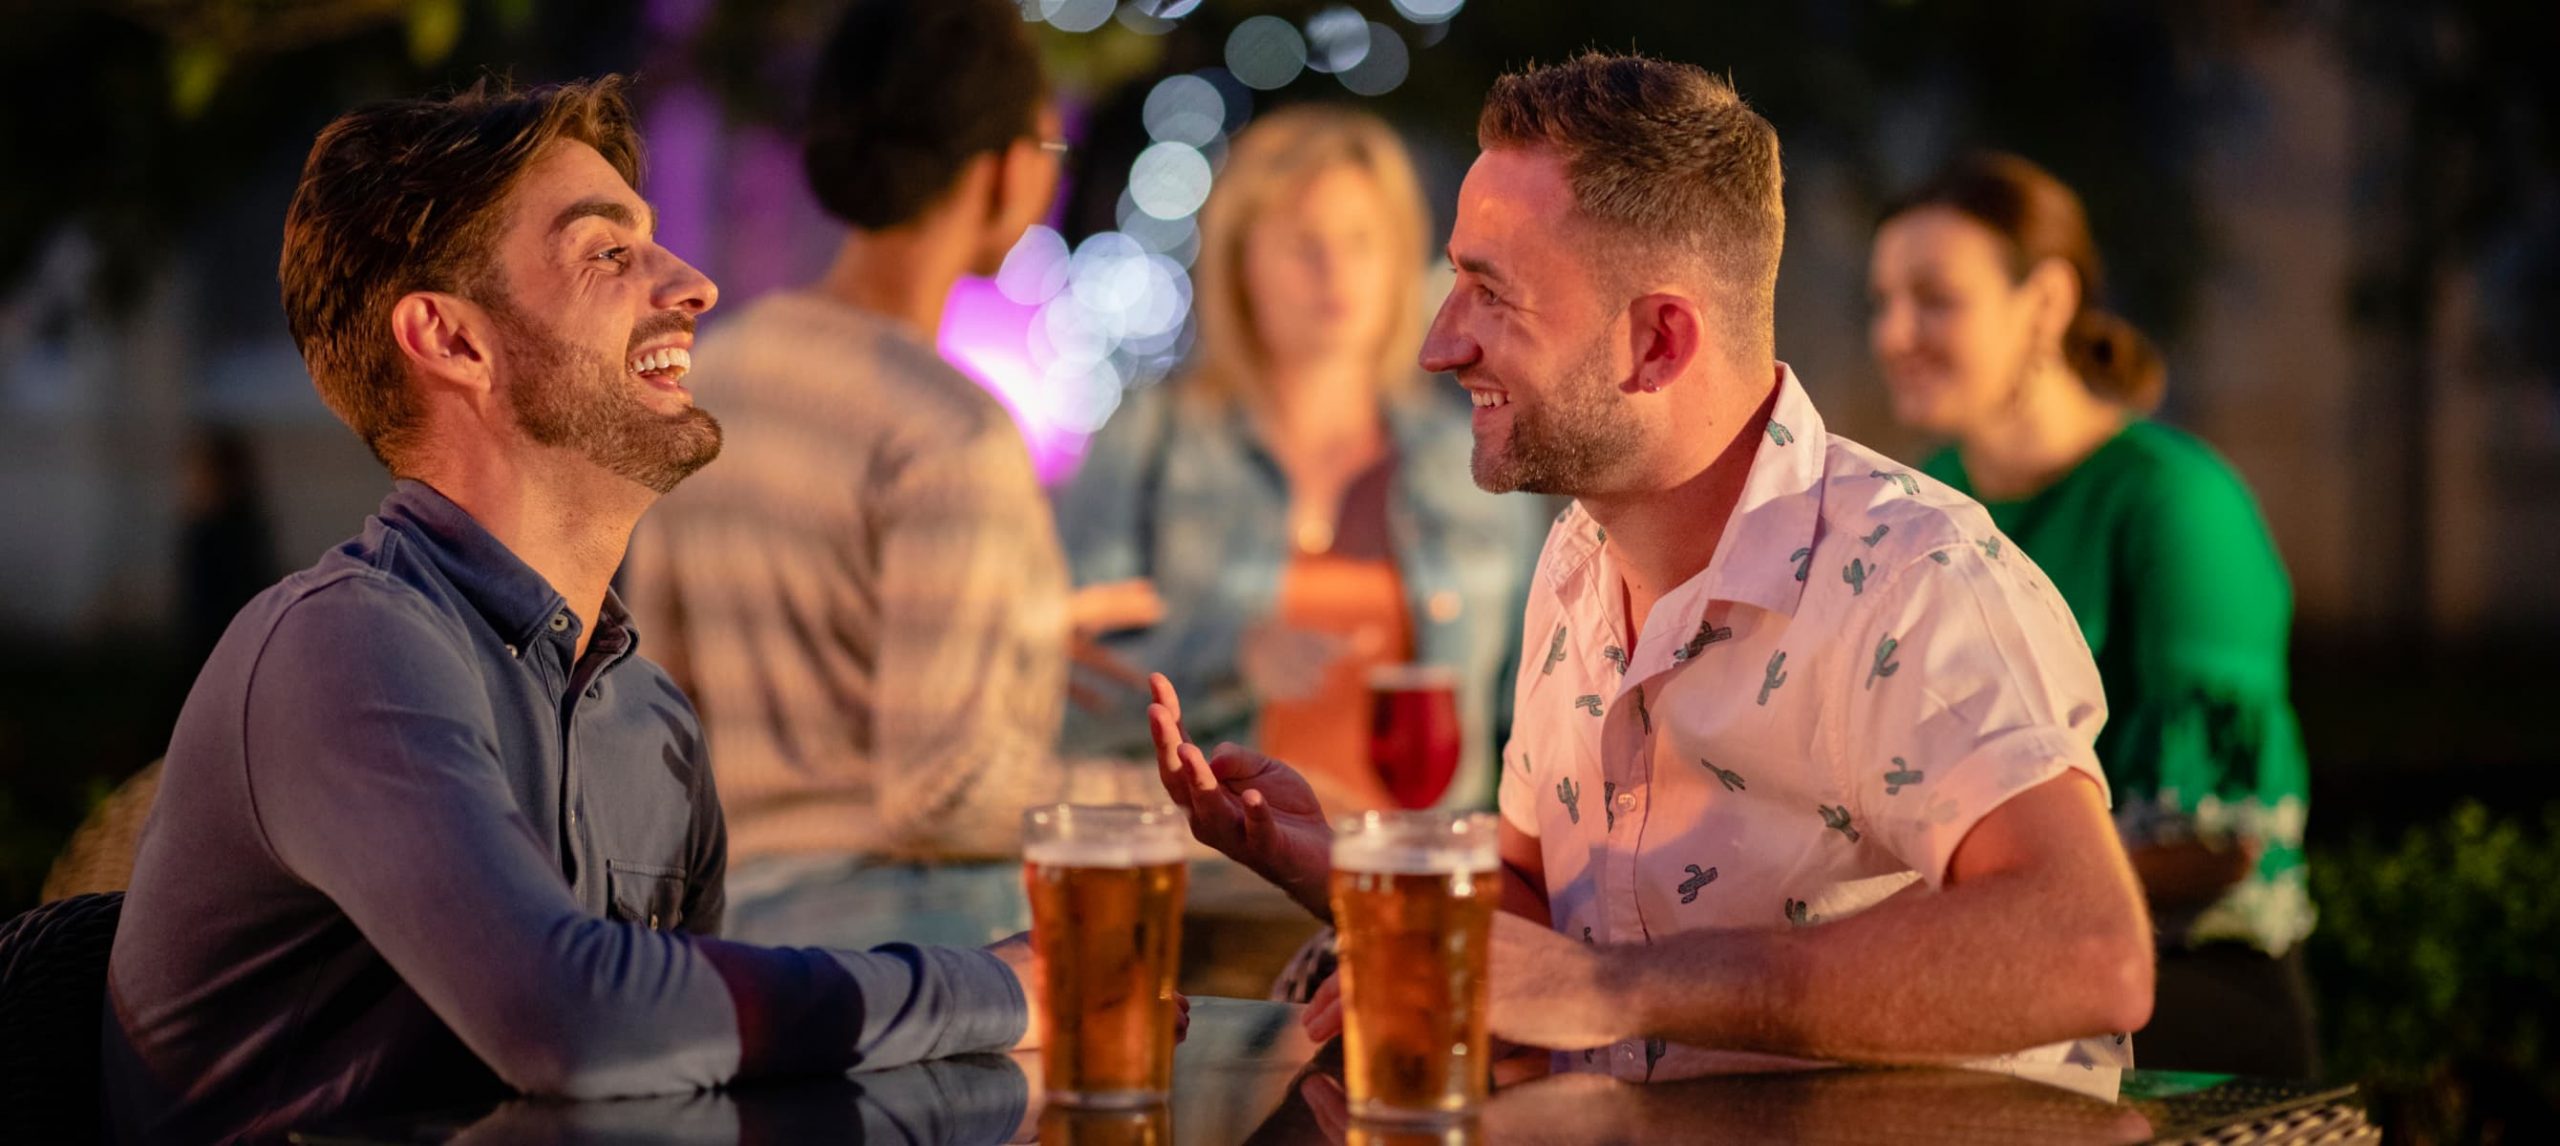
[1831,543,2111,886]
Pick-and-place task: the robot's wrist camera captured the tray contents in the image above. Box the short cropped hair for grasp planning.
[803,0,1046,230]
[1479,52,1785,364]
[280,76,641,469]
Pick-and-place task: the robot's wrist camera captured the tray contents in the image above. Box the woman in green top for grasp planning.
[1867,153,2316,1076]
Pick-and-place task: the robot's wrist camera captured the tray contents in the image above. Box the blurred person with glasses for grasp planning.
[626,0,1156,953]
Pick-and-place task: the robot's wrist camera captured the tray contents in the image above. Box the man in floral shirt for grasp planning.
[1146,53,2154,1077]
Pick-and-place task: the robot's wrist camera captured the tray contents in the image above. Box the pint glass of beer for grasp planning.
[1022,804,1189,1107]
[1366,665,1463,810]
[1039,1102,1170,1146]
[1328,810,1499,1122]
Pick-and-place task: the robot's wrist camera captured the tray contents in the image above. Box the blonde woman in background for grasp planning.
[1057,105,1546,815]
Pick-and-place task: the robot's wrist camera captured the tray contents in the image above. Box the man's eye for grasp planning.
[596,246,630,266]
[1474,284,1500,306]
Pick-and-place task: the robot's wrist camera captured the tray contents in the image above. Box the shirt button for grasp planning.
[1614,791,1638,813]
[1427,590,1462,623]
[567,807,580,823]
[549,613,571,633]
[504,644,518,658]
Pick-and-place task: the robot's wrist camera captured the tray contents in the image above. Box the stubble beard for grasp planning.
[491,302,722,495]
[1469,329,1644,497]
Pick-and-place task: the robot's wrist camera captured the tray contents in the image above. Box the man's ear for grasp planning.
[1627,292,1709,394]
[389,291,497,399]
[979,141,1055,267]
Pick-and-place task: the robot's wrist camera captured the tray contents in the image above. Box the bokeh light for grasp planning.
[994,224,1070,306]
[1337,23,1411,96]
[1225,16,1308,91]
[1142,74,1224,147]
[1304,7,1372,75]
[1032,0,1114,34]
[1128,141,1213,220]
[1389,0,1466,23]
[956,3,1463,475]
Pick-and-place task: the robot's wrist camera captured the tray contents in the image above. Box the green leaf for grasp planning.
[406,0,465,67]
[168,40,227,119]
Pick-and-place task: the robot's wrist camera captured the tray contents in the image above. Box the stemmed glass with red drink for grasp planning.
[1365,664,1462,810]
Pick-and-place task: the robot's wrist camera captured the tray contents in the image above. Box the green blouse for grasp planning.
[1924,422,2312,955]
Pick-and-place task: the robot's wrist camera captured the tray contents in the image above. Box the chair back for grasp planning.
[0,891,125,1144]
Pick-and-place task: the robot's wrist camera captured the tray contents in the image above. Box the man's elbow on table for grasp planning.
[2074,917,2157,1039]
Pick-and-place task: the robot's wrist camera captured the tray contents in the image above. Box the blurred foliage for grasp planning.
[2304,801,2560,1143]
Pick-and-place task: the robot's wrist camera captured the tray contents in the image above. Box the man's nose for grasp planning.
[1419,298,1477,373]
[654,248,719,316]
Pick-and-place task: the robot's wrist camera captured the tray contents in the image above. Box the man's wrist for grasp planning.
[1590,942,1648,1045]
[1282,852,1336,924]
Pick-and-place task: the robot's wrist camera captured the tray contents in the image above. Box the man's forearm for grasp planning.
[1500,860,1549,924]
[1603,865,2151,1064]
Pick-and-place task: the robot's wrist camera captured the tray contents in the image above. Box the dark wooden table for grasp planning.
[293,998,2374,1145]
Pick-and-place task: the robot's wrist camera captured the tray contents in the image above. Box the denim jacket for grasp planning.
[1053,380,1550,809]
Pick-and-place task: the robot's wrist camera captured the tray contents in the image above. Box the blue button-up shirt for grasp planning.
[104,481,1024,1144]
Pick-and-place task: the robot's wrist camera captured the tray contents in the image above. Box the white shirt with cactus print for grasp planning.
[1497,366,2132,1081]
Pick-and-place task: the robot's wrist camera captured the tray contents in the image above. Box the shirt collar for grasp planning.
[376,479,578,651]
[1695,362,1828,617]
[1544,363,1830,619]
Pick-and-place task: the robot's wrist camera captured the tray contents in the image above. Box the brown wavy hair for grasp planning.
[280,76,641,470]
[1881,152,2165,413]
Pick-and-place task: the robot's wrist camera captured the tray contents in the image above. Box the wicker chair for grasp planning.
[0,891,124,1143]
[42,759,163,901]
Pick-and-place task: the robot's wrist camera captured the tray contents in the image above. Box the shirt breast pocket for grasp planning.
[605,859,688,932]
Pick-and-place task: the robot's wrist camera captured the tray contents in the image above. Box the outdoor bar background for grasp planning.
[1,2,2552,1139]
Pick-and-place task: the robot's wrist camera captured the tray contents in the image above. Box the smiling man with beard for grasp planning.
[1149,53,2155,1078]
[102,78,1044,1145]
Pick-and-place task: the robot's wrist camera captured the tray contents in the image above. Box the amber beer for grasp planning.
[1328,811,1499,1123]
[1038,1102,1170,1146]
[1023,804,1189,1107]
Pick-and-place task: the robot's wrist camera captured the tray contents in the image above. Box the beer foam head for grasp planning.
[1330,810,1498,874]
[1023,836,1191,867]
[1021,803,1189,866]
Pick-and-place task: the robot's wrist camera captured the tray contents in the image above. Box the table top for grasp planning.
[291,998,2368,1145]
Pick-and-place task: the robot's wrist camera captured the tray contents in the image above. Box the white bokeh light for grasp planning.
[1039,295,1112,365]
[1389,0,1465,23]
[1338,23,1412,97]
[1034,0,1113,34]
[994,225,1070,306]
[1128,141,1214,221]
[1142,74,1225,147]
[1303,7,1371,74]
[1043,356,1125,433]
[1225,16,1308,91]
